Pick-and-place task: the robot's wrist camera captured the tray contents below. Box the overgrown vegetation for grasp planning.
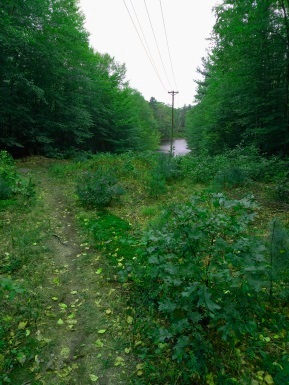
[76,169,125,209]
[2,149,289,384]
[73,149,289,385]
[0,152,40,384]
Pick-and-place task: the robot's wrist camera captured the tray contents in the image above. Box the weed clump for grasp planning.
[0,176,12,200]
[0,151,36,203]
[76,169,125,209]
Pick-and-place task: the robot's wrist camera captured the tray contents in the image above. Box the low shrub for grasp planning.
[76,169,125,209]
[0,176,12,200]
[124,192,289,384]
[179,146,289,186]
[271,177,289,203]
[212,167,247,189]
[0,151,36,203]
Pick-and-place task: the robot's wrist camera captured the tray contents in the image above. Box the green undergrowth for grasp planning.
[2,148,289,384]
[72,149,289,385]
[0,153,45,384]
[79,195,289,385]
[78,211,141,278]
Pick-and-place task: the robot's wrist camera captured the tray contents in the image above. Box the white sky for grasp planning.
[78,1,219,107]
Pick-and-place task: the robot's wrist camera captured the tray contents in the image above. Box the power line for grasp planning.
[128,0,160,85]
[143,0,172,90]
[122,0,167,92]
[159,0,178,90]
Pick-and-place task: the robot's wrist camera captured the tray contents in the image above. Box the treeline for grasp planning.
[1,0,162,157]
[149,97,191,140]
[186,0,289,156]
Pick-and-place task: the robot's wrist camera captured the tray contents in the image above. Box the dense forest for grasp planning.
[186,0,289,156]
[0,0,189,157]
[3,1,289,158]
[0,0,154,156]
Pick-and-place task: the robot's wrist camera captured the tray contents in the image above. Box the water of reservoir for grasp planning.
[159,139,191,156]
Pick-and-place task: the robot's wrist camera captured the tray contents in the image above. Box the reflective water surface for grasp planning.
[159,139,191,156]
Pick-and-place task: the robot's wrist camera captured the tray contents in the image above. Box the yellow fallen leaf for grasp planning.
[98,329,106,334]
[66,319,77,325]
[137,370,143,376]
[105,309,112,315]
[264,374,274,385]
[60,347,70,359]
[89,374,99,382]
[18,321,27,330]
[95,339,104,347]
[114,356,125,367]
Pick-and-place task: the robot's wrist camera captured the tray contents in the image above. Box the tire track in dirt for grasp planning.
[25,161,134,385]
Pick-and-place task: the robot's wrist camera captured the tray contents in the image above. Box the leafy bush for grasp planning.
[179,153,228,183]
[179,146,289,186]
[76,169,125,209]
[0,176,12,200]
[271,177,289,203]
[212,167,247,189]
[146,154,182,197]
[156,153,182,181]
[125,193,289,383]
[0,151,18,191]
[0,151,36,202]
[147,169,167,198]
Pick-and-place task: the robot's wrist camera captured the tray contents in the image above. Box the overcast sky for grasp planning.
[78,1,219,107]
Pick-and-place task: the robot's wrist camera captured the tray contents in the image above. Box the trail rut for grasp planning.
[19,160,134,385]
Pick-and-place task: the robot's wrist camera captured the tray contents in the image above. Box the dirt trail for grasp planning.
[19,160,134,385]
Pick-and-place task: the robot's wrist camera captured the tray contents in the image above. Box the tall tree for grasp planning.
[149,97,171,139]
[187,0,289,155]
[0,0,161,156]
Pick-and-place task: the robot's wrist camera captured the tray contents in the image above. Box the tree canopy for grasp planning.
[0,0,160,157]
[186,0,289,156]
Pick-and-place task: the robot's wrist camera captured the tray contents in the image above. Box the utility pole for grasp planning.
[168,91,179,155]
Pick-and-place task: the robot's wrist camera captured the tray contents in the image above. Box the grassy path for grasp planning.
[9,158,135,385]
